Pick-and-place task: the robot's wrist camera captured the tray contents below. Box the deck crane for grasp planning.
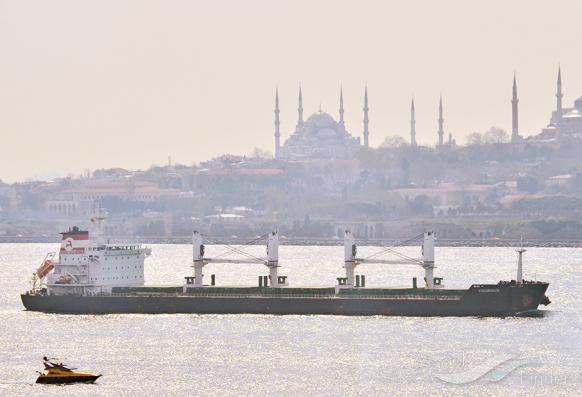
[341,230,440,289]
[190,230,287,288]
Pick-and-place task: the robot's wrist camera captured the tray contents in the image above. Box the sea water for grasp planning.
[0,244,580,396]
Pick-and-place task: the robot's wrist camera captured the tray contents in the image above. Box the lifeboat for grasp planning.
[36,358,101,384]
[55,275,74,284]
[35,259,54,280]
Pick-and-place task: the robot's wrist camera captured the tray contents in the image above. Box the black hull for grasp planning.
[22,283,549,317]
[36,375,101,384]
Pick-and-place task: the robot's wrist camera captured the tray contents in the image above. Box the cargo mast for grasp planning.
[190,230,286,288]
[516,247,526,283]
[342,230,439,289]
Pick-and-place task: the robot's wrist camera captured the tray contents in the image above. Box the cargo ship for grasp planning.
[21,213,550,316]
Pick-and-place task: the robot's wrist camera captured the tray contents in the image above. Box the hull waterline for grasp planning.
[21,283,550,317]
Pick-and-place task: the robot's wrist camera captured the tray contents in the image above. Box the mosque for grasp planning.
[514,67,582,143]
[273,87,367,160]
[273,86,455,160]
[539,68,582,140]
[271,67,580,159]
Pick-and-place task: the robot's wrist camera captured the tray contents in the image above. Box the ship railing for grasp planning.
[105,244,142,250]
[107,292,463,300]
[104,238,140,244]
[101,240,144,250]
[109,292,335,298]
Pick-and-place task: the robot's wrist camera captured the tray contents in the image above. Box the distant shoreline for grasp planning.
[1,237,581,248]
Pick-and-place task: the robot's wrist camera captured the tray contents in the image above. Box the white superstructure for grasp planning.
[33,213,151,296]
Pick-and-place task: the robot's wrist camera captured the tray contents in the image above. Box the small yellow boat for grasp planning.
[36,358,101,384]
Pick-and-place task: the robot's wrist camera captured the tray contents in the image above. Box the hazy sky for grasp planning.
[1,0,582,182]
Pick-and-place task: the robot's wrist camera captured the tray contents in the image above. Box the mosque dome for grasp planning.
[305,112,336,129]
[277,87,367,160]
[563,109,582,119]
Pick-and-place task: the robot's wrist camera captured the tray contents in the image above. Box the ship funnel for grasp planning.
[60,226,89,254]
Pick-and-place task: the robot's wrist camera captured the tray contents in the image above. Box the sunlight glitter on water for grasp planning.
[0,244,580,396]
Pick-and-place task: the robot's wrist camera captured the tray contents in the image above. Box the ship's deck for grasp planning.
[110,285,467,300]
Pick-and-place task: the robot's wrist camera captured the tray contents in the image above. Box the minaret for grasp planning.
[339,87,345,126]
[363,86,369,147]
[437,95,444,146]
[511,74,519,143]
[556,66,563,122]
[274,88,281,158]
[296,85,304,132]
[410,97,417,146]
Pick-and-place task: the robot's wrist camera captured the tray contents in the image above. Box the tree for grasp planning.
[466,132,484,146]
[531,219,567,236]
[408,194,433,216]
[380,136,407,148]
[484,127,509,144]
[250,147,272,159]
